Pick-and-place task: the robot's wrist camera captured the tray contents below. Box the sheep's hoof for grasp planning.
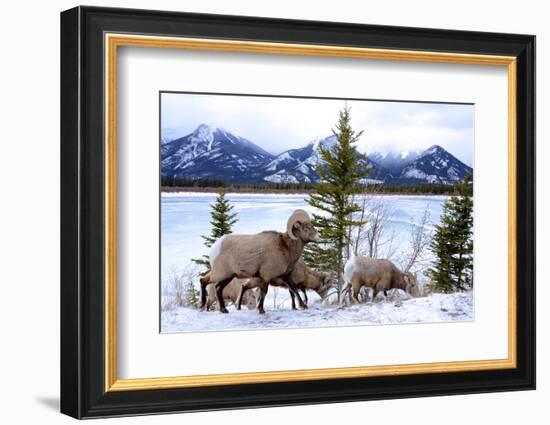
[220,307,229,314]
[301,304,308,310]
[258,309,265,315]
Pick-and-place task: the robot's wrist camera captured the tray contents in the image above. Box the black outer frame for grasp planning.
[60,5,536,419]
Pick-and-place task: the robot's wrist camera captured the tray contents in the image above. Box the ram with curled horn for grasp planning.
[286,209,311,240]
[199,209,319,314]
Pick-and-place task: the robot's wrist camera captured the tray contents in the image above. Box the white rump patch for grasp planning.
[343,255,357,284]
[209,236,225,266]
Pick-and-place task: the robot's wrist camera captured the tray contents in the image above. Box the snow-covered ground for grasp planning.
[161,291,473,333]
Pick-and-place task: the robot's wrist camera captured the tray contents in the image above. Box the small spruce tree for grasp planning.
[427,173,474,292]
[303,105,371,303]
[184,278,200,308]
[192,191,238,273]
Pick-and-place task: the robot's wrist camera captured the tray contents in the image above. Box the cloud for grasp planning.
[161,92,474,166]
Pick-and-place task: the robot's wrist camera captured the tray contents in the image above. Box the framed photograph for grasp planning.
[60,6,536,419]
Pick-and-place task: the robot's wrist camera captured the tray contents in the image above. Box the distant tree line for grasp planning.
[380,183,472,196]
[161,177,317,191]
[161,176,471,195]
[161,177,227,188]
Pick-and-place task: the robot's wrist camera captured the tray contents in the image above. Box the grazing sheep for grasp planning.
[199,209,319,314]
[343,256,421,303]
[205,278,257,311]
[270,260,335,309]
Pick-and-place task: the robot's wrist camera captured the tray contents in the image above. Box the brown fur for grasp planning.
[205,278,257,311]
[270,260,335,309]
[199,210,319,314]
[343,256,420,303]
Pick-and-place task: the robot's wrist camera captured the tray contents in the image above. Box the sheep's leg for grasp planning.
[350,277,362,304]
[215,278,233,314]
[289,290,297,310]
[350,278,364,304]
[286,279,307,309]
[257,282,269,314]
[351,286,361,304]
[236,286,247,310]
[199,280,209,310]
[293,287,307,309]
[358,287,366,303]
[342,283,352,304]
[301,289,308,306]
[236,278,261,310]
[286,285,305,310]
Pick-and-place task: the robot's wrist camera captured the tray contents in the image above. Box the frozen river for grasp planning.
[161,192,447,286]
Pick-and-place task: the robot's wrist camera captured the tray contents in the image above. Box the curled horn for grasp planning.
[286,209,311,240]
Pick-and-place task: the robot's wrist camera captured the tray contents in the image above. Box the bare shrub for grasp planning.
[161,265,200,311]
[350,184,399,261]
[401,207,432,273]
[397,206,433,296]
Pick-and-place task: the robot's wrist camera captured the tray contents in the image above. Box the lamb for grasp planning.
[204,278,257,311]
[269,260,335,309]
[199,209,319,314]
[343,255,421,303]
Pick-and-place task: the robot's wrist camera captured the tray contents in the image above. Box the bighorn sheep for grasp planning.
[343,256,421,303]
[205,278,257,311]
[199,209,319,314]
[270,260,335,309]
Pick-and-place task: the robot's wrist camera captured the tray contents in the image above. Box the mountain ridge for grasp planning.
[161,124,472,185]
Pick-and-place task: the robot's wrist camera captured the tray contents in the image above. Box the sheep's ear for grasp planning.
[403,274,410,284]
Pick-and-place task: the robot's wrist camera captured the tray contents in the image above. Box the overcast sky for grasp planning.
[161,92,474,166]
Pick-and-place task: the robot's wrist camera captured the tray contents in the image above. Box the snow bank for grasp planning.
[161,291,473,333]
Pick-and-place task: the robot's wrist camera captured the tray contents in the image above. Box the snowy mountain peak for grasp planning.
[191,124,233,144]
[309,134,337,150]
[189,124,216,150]
[160,124,274,183]
[367,148,423,174]
[400,150,413,159]
[421,145,444,156]
[399,145,471,185]
[194,123,215,133]
[316,134,337,149]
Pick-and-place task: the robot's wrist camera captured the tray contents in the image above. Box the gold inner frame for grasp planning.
[104,33,517,392]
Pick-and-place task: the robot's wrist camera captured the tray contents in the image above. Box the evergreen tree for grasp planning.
[427,173,474,292]
[303,105,371,303]
[192,191,238,273]
[184,278,200,308]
